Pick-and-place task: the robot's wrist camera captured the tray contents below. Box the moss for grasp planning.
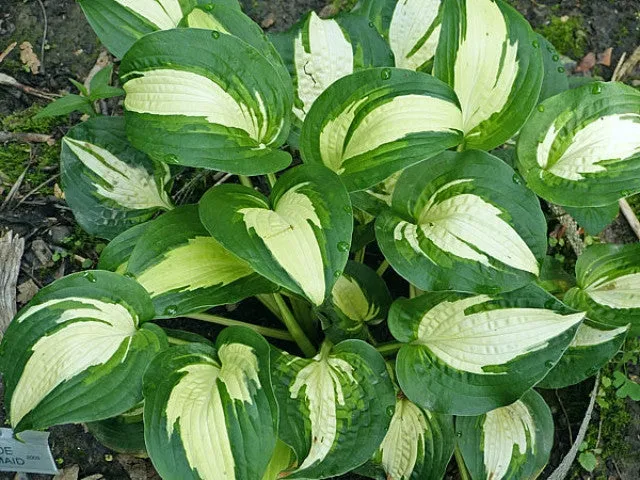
[332,0,359,13]
[538,15,588,59]
[0,105,63,195]
[628,194,640,217]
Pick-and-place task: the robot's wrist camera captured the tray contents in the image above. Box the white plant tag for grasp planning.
[0,428,58,475]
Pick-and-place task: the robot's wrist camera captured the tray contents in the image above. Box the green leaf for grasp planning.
[537,34,569,102]
[69,78,89,97]
[538,320,628,389]
[126,205,277,317]
[517,81,640,207]
[271,10,392,133]
[433,0,543,151]
[375,150,547,294]
[536,256,576,295]
[564,243,640,335]
[120,28,293,175]
[350,170,401,218]
[61,116,173,240]
[77,0,210,58]
[564,203,620,235]
[97,221,152,273]
[262,440,295,480]
[617,378,640,401]
[457,390,554,480]
[373,398,454,480]
[271,340,395,478]
[390,285,584,415]
[88,65,125,100]
[320,260,392,342]
[143,327,278,480]
[578,452,598,472]
[0,270,166,432]
[86,404,146,456]
[33,94,95,119]
[301,68,463,191]
[199,164,353,306]
[350,0,396,37]
[388,0,443,72]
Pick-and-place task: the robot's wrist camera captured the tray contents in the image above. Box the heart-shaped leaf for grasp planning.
[388,0,443,72]
[301,68,463,191]
[120,28,293,174]
[390,285,584,415]
[564,243,640,334]
[517,81,640,206]
[61,116,173,240]
[433,0,543,150]
[320,260,392,342]
[199,164,352,306]
[373,398,454,480]
[125,205,276,317]
[0,271,166,432]
[538,320,628,389]
[143,327,277,480]
[457,390,554,480]
[376,150,547,294]
[271,340,395,479]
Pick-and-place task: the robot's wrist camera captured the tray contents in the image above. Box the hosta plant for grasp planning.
[3,0,640,479]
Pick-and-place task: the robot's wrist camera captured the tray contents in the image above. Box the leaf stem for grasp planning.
[184,313,294,342]
[256,293,283,321]
[272,293,317,357]
[266,172,278,189]
[376,259,389,276]
[454,443,471,480]
[239,175,254,188]
[375,342,403,356]
[354,247,365,263]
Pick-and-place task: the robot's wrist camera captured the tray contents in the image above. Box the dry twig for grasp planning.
[0,131,54,144]
[0,231,25,336]
[0,41,17,64]
[0,72,59,100]
[36,0,48,75]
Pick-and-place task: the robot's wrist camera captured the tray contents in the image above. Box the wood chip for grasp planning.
[117,455,161,480]
[17,279,39,304]
[261,13,276,29]
[0,231,24,335]
[319,4,339,18]
[597,47,613,67]
[575,51,596,73]
[19,41,41,74]
[54,183,65,200]
[53,465,80,480]
[31,238,53,267]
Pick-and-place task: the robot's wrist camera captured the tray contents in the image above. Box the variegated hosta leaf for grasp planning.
[433,0,543,151]
[77,0,222,58]
[199,164,353,306]
[457,390,554,480]
[390,285,584,415]
[320,261,392,342]
[97,221,151,273]
[350,0,396,37]
[517,81,640,207]
[373,398,454,480]
[539,320,628,389]
[180,4,290,87]
[120,28,293,175]
[0,271,165,432]
[300,68,463,191]
[61,116,173,240]
[86,404,146,456]
[564,243,640,335]
[350,170,402,218]
[143,327,278,480]
[376,150,547,294]
[389,0,443,72]
[262,440,295,480]
[271,340,395,479]
[125,205,276,317]
[271,11,392,131]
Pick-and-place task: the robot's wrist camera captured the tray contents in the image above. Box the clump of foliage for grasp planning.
[538,15,589,59]
[2,1,640,480]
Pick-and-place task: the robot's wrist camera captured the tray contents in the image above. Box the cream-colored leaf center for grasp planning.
[63,138,172,211]
[570,323,628,347]
[114,0,183,30]
[389,0,441,70]
[240,184,326,306]
[332,275,379,323]
[416,295,584,374]
[11,298,138,427]
[585,271,640,309]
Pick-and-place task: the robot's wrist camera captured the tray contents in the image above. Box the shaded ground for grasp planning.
[0,0,639,479]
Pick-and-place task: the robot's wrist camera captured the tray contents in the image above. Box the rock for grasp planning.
[49,225,72,245]
[31,238,53,267]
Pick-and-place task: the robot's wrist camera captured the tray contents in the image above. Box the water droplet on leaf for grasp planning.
[592,84,603,94]
[83,272,97,283]
[165,154,178,163]
[164,305,179,316]
[381,68,392,80]
[512,174,523,185]
[369,21,375,28]
[552,54,560,61]
[557,66,565,73]
[337,241,350,252]
[211,30,221,39]
[343,205,352,214]
[386,406,395,417]
[537,104,545,112]
[455,431,462,437]
[545,361,555,369]
[204,3,214,10]
[334,270,342,278]
[532,40,540,48]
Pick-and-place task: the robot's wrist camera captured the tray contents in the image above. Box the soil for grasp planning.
[0,0,639,479]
